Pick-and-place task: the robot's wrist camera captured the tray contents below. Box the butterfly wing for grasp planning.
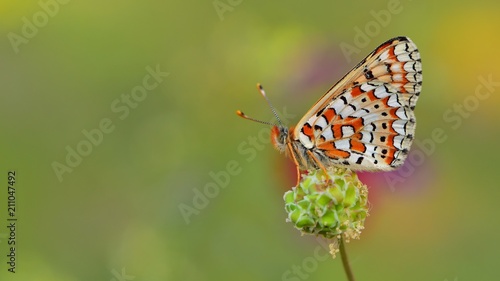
[294,36,422,171]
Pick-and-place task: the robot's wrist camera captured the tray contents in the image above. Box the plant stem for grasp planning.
[339,237,355,281]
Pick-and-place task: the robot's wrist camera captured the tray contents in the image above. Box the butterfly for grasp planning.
[237,36,422,181]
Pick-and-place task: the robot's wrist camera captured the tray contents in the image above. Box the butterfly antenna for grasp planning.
[236,110,275,126]
[256,83,284,127]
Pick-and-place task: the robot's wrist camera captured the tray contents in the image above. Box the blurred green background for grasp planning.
[1,0,500,280]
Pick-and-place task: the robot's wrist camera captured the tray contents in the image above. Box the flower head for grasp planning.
[284,168,369,243]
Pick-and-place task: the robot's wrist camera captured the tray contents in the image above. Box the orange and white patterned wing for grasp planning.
[294,36,422,171]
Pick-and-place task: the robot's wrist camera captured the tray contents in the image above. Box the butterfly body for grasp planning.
[270,36,422,174]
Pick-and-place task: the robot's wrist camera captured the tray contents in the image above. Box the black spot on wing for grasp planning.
[316,107,325,117]
[364,70,374,79]
[356,156,364,164]
[385,63,392,73]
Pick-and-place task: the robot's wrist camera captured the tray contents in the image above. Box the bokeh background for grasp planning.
[1,0,500,280]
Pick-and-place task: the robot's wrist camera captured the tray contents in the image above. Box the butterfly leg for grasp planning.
[306,150,332,182]
[286,142,302,185]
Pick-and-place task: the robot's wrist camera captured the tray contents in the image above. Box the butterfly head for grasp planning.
[271,125,289,153]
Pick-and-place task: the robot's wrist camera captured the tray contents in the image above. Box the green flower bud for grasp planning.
[283,168,369,242]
